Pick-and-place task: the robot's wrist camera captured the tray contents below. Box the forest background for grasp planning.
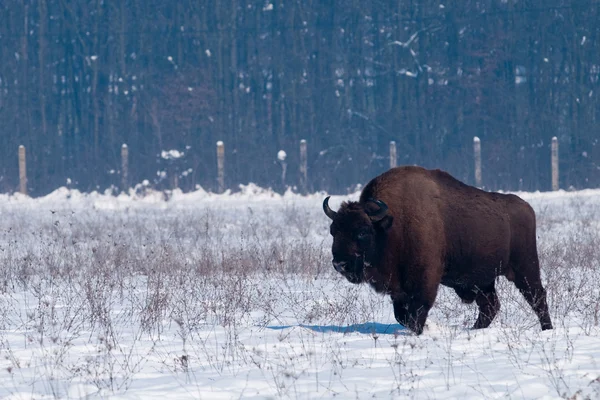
[1,1,599,196]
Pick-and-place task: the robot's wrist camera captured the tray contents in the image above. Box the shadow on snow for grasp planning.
[267,322,407,335]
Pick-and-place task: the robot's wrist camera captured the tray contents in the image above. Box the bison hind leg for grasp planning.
[513,274,553,331]
[472,284,500,330]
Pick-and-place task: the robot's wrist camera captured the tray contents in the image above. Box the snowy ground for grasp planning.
[0,185,600,399]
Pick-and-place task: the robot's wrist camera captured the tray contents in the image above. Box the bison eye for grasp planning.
[357,230,369,240]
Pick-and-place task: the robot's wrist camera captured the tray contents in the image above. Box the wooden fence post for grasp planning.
[18,145,27,195]
[551,136,559,191]
[121,144,128,192]
[277,150,287,189]
[217,141,225,193]
[299,139,307,193]
[389,141,397,169]
[473,136,482,187]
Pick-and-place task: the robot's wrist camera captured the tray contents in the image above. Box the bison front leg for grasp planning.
[392,296,432,335]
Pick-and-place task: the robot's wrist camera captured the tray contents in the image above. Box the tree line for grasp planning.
[1,0,599,196]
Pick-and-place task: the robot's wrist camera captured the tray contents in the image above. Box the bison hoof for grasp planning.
[402,323,424,335]
[542,322,553,331]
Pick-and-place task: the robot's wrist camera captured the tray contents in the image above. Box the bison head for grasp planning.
[323,196,393,283]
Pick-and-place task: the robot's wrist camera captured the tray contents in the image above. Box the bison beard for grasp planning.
[324,166,553,335]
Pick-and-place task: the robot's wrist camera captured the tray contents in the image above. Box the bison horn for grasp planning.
[366,198,388,222]
[323,196,337,220]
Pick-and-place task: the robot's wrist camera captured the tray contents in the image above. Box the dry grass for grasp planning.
[0,195,598,398]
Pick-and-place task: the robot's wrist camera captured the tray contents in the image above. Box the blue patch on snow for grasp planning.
[267,322,406,335]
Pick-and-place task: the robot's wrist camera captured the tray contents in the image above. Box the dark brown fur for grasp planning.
[324,166,553,335]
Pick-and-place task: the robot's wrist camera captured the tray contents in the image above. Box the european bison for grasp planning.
[323,166,553,335]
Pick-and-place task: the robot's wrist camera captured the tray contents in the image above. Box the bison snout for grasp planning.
[332,260,348,272]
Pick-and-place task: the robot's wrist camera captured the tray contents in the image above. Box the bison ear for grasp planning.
[375,215,394,231]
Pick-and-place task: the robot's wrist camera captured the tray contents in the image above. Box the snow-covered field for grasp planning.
[0,185,600,399]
